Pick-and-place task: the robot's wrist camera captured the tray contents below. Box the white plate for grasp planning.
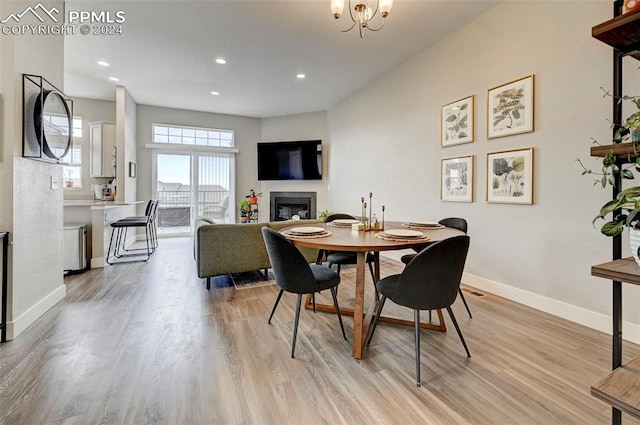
[408,220,440,226]
[384,229,424,238]
[288,226,326,235]
[332,219,360,225]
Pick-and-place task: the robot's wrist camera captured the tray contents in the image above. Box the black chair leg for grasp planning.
[446,306,471,358]
[459,288,472,318]
[428,310,432,322]
[312,293,316,313]
[206,277,211,290]
[367,261,380,302]
[268,289,284,324]
[414,309,421,387]
[365,296,386,347]
[291,294,303,358]
[330,287,346,340]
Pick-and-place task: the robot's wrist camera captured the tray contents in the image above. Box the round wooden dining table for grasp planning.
[281,221,464,359]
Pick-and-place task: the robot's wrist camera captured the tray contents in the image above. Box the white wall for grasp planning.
[260,111,329,221]
[116,86,138,203]
[328,2,640,338]
[1,0,66,339]
[63,97,116,201]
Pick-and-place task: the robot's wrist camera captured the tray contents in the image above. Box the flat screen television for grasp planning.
[257,140,322,180]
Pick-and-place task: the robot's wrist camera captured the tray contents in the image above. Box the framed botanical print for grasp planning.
[441,95,474,147]
[487,75,534,139]
[486,147,534,204]
[441,155,474,202]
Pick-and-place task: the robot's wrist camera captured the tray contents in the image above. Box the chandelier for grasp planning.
[331,0,394,38]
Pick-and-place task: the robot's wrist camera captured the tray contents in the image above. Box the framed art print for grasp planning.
[441,95,474,147]
[441,155,474,202]
[486,147,534,204]
[487,75,534,139]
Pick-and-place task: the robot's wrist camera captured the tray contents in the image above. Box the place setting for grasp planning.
[282,226,333,239]
[375,228,431,242]
[401,220,446,230]
[327,218,361,228]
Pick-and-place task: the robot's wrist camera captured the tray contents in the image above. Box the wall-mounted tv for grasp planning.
[257,140,322,180]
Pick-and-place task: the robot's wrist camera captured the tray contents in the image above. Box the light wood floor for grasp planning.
[0,237,638,425]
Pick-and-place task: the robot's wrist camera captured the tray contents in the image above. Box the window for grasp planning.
[63,117,83,188]
[152,124,234,147]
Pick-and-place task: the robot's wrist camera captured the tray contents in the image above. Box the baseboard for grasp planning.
[6,284,66,340]
[463,272,640,344]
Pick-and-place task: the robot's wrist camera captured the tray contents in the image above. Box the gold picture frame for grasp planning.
[441,95,474,147]
[487,75,534,139]
[486,147,534,204]
[441,156,474,202]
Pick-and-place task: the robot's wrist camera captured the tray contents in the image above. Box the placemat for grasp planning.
[282,230,333,239]
[401,223,445,230]
[375,233,431,242]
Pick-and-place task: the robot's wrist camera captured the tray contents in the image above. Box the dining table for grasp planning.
[281,221,465,359]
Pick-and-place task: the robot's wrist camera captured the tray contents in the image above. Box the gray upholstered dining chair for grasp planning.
[400,217,472,318]
[324,213,378,298]
[365,235,471,387]
[262,227,347,358]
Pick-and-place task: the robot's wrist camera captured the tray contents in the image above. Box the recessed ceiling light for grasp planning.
[296,73,306,79]
[215,58,226,65]
[109,77,120,82]
[210,91,219,96]
[97,61,110,67]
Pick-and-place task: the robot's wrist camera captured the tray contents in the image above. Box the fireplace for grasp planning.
[270,192,317,221]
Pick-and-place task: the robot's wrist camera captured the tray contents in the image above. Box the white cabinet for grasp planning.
[89,121,116,178]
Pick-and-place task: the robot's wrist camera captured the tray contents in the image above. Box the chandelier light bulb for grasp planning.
[331,0,345,18]
[379,0,393,17]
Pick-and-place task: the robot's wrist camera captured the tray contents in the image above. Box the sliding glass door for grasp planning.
[155,151,235,236]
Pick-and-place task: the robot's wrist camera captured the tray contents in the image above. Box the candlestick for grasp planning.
[361,197,365,224]
[381,205,385,230]
[369,192,373,231]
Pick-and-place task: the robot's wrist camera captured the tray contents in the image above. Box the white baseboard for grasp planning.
[7,284,66,340]
[462,272,640,344]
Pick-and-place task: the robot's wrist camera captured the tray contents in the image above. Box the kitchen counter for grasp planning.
[64,200,145,267]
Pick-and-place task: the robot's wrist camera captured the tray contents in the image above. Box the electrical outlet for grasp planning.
[50,176,58,190]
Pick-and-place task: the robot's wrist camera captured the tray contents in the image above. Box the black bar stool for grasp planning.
[106,200,158,264]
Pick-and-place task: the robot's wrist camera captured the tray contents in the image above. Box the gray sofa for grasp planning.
[195,219,322,289]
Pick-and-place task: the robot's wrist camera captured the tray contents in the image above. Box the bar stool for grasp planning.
[106,200,158,264]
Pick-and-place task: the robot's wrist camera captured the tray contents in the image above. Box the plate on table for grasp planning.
[383,229,424,238]
[332,219,360,226]
[408,221,441,227]
[287,226,326,235]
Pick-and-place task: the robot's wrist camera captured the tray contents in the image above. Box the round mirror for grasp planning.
[34,89,72,160]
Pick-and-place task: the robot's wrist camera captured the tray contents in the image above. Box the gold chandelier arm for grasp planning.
[365,17,386,32]
[335,19,357,33]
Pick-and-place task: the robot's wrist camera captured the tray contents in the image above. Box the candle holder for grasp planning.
[358,192,386,231]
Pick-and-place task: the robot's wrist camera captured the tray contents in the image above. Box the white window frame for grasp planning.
[151,123,235,148]
[63,117,83,189]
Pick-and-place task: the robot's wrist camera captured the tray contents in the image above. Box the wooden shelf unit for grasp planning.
[592,354,640,420]
[591,4,640,424]
[592,8,640,59]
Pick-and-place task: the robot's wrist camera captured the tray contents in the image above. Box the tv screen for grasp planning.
[257,140,322,180]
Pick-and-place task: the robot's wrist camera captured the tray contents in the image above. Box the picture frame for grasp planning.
[129,161,137,178]
[486,147,534,204]
[441,95,474,147]
[441,156,474,202]
[487,74,534,139]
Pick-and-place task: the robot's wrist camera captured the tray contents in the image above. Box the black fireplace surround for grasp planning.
[270,192,317,221]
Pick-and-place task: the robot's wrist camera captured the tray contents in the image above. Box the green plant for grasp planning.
[578,90,640,238]
[238,200,251,217]
[318,210,332,220]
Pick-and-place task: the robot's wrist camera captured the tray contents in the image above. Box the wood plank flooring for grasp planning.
[0,237,638,425]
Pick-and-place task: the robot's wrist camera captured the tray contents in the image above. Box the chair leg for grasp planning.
[367,261,380,302]
[428,310,432,322]
[312,293,316,313]
[415,309,421,387]
[291,294,303,358]
[206,277,211,290]
[459,288,472,318]
[365,296,386,347]
[446,306,471,358]
[268,289,284,324]
[330,287,346,340]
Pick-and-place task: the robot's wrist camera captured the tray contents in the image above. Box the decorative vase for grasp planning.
[249,196,258,204]
[240,216,248,223]
[629,227,640,266]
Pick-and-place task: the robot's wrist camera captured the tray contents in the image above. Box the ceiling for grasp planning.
[64,0,499,118]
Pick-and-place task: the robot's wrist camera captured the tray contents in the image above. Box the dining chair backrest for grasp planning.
[395,235,470,310]
[438,217,467,234]
[324,213,356,223]
[261,227,318,294]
